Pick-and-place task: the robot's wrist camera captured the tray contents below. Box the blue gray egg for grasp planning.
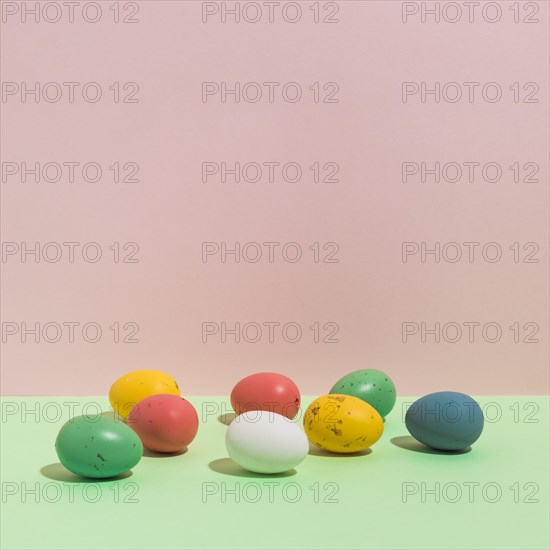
[405,391,484,451]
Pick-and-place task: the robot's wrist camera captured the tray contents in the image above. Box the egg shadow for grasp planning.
[217,413,236,426]
[208,458,297,478]
[308,441,372,458]
[142,447,188,458]
[391,436,471,455]
[40,463,133,483]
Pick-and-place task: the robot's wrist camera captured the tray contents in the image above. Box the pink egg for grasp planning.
[127,394,199,453]
[230,372,301,420]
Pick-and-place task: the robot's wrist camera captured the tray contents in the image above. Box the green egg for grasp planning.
[55,415,143,479]
[329,369,397,418]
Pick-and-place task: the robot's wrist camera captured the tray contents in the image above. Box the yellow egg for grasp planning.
[109,370,180,419]
[303,394,384,453]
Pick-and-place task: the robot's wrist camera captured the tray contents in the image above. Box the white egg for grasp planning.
[225,411,309,474]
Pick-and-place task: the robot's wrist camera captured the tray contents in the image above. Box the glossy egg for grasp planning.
[405,391,484,451]
[226,411,309,474]
[109,369,180,419]
[55,415,143,478]
[330,369,396,418]
[127,394,199,453]
[230,372,301,420]
[304,394,384,453]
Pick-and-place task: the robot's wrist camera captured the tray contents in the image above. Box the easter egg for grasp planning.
[304,394,384,453]
[109,369,180,419]
[230,372,301,420]
[226,411,309,474]
[405,391,484,451]
[330,369,396,418]
[55,415,143,478]
[127,394,199,453]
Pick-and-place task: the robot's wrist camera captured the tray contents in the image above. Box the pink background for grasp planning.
[1,1,548,396]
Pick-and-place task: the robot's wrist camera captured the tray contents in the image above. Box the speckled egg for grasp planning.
[55,415,143,478]
[109,369,181,419]
[304,394,384,453]
[330,369,396,418]
[405,391,484,451]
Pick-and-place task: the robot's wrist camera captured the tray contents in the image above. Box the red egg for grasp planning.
[127,394,199,453]
[230,372,301,420]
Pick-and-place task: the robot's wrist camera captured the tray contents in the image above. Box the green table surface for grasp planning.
[1,396,548,550]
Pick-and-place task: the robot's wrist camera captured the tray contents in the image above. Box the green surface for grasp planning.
[1,396,548,550]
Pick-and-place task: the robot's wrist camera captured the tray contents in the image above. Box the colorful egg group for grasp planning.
[55,415,143,478]
[55,367,191,478]
[54,366,486,482]
[304,394,384,453]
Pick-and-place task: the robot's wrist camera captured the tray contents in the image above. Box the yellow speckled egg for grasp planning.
[109,370,180,419]
[304,394,384,453]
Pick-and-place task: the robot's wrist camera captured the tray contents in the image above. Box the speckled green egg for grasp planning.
[55,415,143,478]
[330,369,396,418]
